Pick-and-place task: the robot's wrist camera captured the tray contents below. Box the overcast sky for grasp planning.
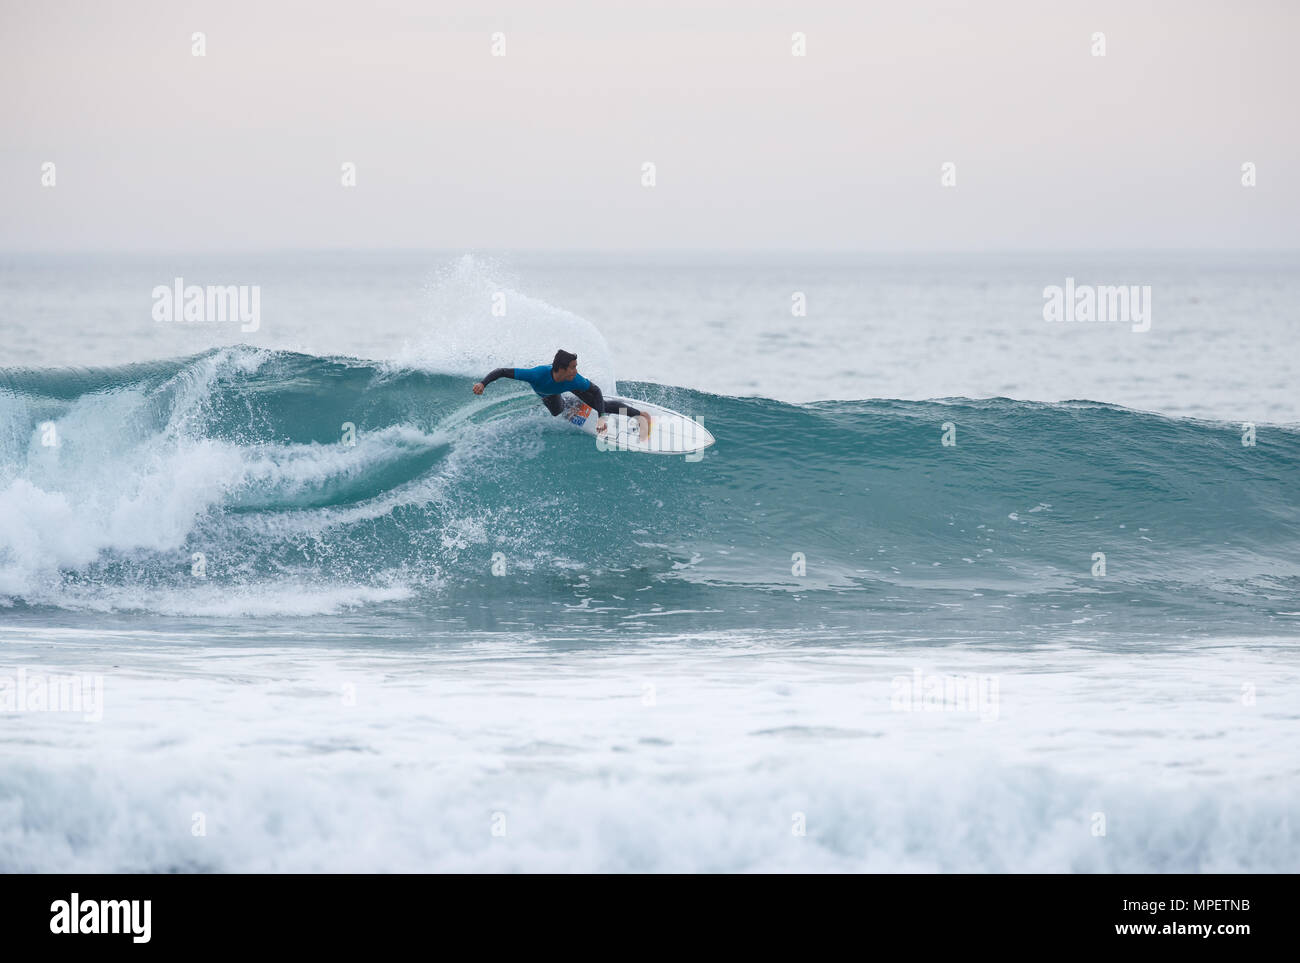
[2,0,1297,252]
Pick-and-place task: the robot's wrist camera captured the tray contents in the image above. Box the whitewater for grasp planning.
[1,253,1298,872]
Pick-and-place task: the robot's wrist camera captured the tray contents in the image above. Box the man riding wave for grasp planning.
[473,349,652,438]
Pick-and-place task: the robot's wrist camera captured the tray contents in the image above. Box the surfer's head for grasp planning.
[552,349,579,381]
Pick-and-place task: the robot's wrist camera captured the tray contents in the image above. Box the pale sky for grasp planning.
[2,0,1297,251]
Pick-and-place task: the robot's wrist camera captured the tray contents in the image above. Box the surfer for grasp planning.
[473,349,652,438]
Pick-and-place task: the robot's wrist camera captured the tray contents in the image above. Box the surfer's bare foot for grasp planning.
[596,417,608,434]
[637,413,651,438]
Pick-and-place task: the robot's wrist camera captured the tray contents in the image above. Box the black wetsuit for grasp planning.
[479,367,643,419]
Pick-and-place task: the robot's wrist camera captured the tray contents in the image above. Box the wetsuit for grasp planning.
[480,365,643,418]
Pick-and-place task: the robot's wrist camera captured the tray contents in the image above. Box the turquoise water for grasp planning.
[1,253,1298,872]
[4,347,1298,638]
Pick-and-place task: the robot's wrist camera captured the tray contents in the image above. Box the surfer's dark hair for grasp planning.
[552,349,578,372]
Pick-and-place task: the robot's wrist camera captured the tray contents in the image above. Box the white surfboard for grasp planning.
[561,397,714,455]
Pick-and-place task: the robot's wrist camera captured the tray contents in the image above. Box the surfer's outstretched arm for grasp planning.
[472,368,514,394]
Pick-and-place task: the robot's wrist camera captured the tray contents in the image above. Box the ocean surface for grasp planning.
[1,251,1298,872]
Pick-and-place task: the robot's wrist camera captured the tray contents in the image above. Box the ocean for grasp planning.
[1,251,1298,872]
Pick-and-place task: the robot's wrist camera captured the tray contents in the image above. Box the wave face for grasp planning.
[2,346,1297,636]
